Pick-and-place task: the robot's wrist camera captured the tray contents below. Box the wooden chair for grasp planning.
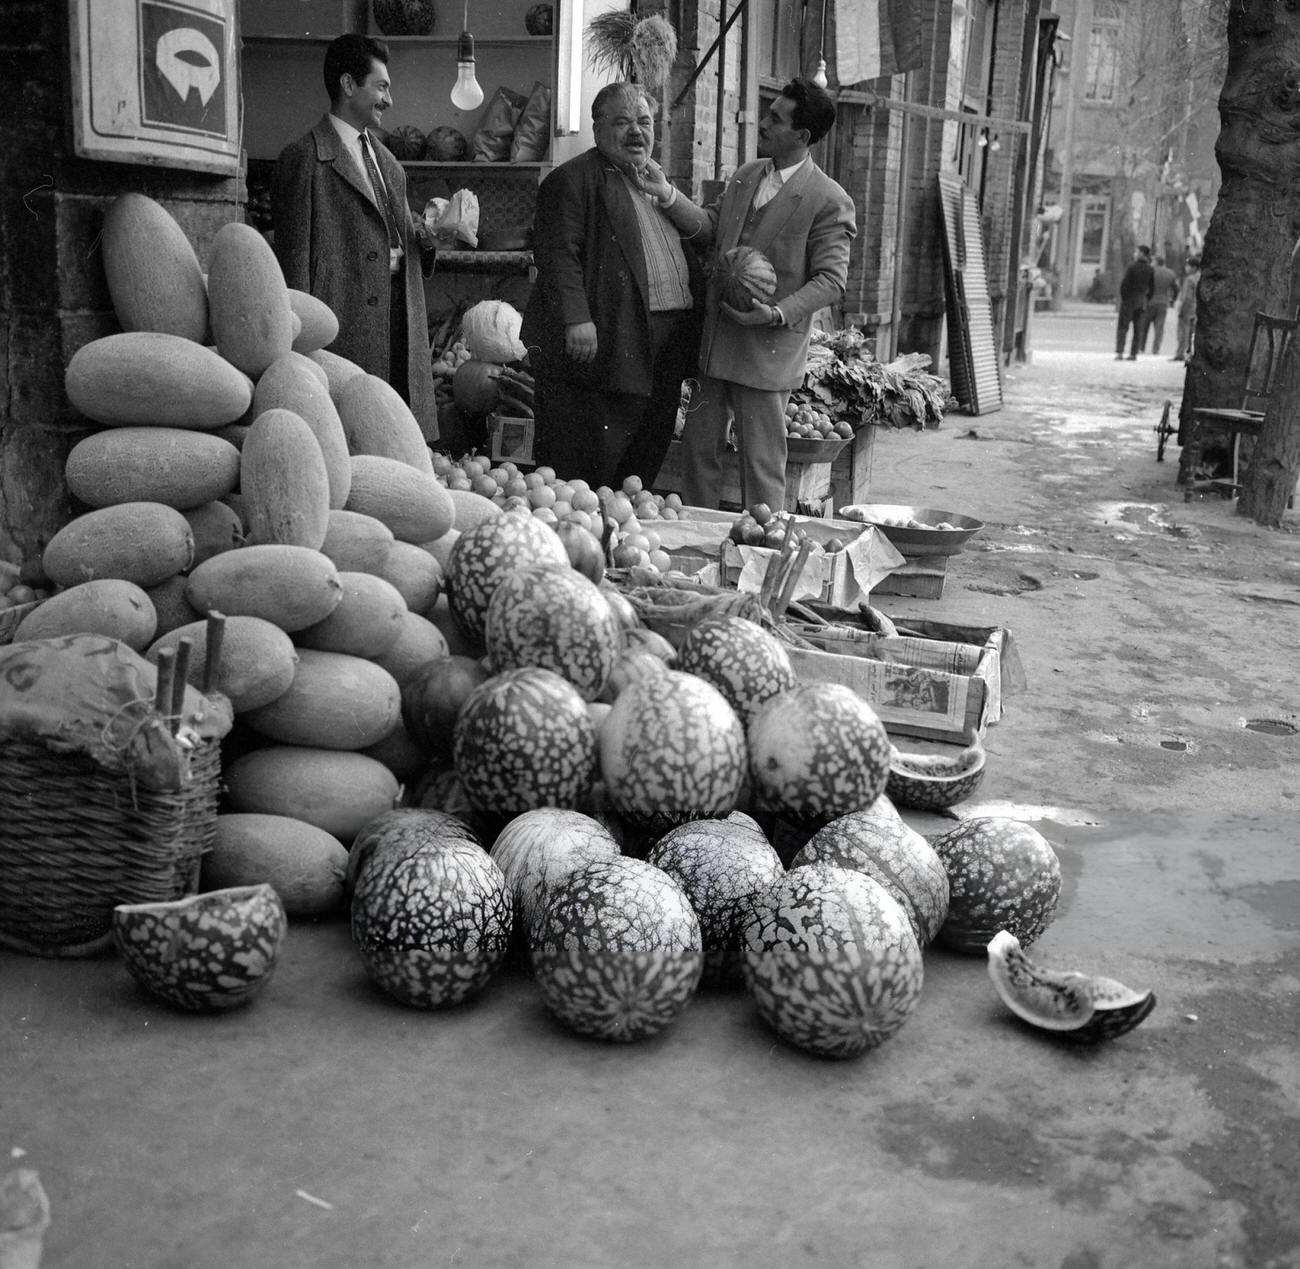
[1186,311,1299,496]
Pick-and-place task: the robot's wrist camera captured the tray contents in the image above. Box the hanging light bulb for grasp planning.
[451,0,484,110]
[812,57,829,89]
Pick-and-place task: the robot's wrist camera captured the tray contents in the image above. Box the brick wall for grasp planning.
[0,4,243,567]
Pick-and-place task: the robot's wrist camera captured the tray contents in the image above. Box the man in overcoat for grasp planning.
[273,33,438,438]
[520,82,704,489]
[639,77,856,511]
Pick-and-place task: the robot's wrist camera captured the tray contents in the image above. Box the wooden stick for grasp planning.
[153,648,175,719]
[202,611,226,695]
[773,539,814,620]
[170,638,192,733]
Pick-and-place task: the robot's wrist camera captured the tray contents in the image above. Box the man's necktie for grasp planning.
[360,133,400,250]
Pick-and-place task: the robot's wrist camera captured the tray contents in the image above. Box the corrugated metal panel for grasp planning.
[937,173,1004,416]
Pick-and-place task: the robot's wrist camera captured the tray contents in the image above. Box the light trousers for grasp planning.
[680,375,791,511]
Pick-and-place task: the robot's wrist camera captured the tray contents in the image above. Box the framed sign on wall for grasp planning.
[69,0,241,175]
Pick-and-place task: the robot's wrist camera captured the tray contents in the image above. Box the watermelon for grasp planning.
[402,764,498,841]
[400,654,492,758]
[747,682,891,829]
[453,668,599,819]
[742,863,923,1059]
[713,245,778,311]
[645,813,785,987]
[600,670,746,836]
[446,512,569,643]
[792,810,950,947]
[930,817,1062,954]
[485,564,623,701]
[348,808,513,1008]
[488,808,621,956]
[675,615,797,727]
[529,855,703,1042]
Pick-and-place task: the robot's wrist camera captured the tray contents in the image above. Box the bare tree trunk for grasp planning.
[1177,0,1300,483]
[1238,335,1300,524]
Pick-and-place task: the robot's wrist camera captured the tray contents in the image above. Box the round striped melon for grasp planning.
[645,813,785,987]
[747,682,891,829]
[930,817,1061,954]
[453,668,598,819]
[793,810,950,947]
[349,808,512,1008]
[488,808,621,951]
[742,862,923,1059]
[599,670,746,836]
[445,512,568,643]
[484,564,622,701]
[530,854,703,1042]
[675,615,797,727]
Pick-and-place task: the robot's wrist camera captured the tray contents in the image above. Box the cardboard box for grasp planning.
[783,618,1022,743]
[649,507,905,610]
[487,414,535,465]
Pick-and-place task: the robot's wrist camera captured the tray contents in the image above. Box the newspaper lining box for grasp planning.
[783,618,1022,743]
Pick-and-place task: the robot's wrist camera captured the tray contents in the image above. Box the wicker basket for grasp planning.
[0,738,221,958]
[608,568,768,649]
[0,600,41,645]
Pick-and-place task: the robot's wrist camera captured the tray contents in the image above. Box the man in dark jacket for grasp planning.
[1116,245,1154,360]
[273,34,438,437]
[521,83,704,489]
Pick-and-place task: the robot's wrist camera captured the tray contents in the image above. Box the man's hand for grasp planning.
[565,321,598,363]
[720,300,775,327]
[633,160,673,204]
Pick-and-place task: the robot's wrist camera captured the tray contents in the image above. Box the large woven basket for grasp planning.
[607,567,768,650]
[0,738,221,958]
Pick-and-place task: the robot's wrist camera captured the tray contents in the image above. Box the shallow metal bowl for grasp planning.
[836,504,984,555]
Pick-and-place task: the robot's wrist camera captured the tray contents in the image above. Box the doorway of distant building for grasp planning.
[1071,194,1110,296]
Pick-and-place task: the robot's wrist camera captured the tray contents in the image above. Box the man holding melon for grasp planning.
[272,34,439,438]
[638,78,856,511]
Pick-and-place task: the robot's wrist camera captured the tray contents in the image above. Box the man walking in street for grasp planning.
[1141,254,1179,354]
[1173,255,1201,361]
[1116,244,1154,360]
[636,78,856,511]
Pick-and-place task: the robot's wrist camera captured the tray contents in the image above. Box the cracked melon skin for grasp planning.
[350,820,513,1009]
[530,856,704,1042]
[930,818,1062,954]
[793,810,950,947]
[645,813,786,987]
[112,884,286,1012]
[742,863,923,1059]
[747,682,892,829]
[675,616,797,728]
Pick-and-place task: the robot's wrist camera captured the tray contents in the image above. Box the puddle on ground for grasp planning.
[954,800,1102,827]
[1241,718,1298,736]
[1089,501,1197,537]
[1088,730,1200,754]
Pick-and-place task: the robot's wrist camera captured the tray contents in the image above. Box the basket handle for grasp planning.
[202,611,226,695]
[170,638,192,733]
[154,648,175,719]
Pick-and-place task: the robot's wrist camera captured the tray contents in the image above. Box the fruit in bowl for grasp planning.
[783,400,837,440]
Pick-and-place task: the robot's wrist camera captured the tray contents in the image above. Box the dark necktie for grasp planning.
[360,133,400,251]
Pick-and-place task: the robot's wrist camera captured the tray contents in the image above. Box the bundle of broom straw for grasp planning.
[586,8,678,93]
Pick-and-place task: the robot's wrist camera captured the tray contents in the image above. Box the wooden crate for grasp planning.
[828,424,876,511]
[872,554,948,599]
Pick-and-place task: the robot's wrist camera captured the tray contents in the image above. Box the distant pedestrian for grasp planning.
[1141,254,1179,354]
[1116,245,1154,360]
[1173,255,1201,361]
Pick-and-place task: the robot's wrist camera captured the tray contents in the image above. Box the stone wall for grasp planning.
[0,3,243,568]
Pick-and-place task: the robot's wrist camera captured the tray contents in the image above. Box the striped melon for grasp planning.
[742,862,923,1059]
[645,813,785,986]
[792,810,950,947]
[101,192,210,343]
[445,512,569,643]
[453,668,599,819]
[349,809,513,1008]
[530,855,703,1042]
[675,615,797,727]
[65,427,240,511]
[64,332,252,428]
[747,683,891,829]
[484,564,622,701]
[600,670,746,836]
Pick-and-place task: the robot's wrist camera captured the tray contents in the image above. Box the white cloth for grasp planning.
[753,157,808,210]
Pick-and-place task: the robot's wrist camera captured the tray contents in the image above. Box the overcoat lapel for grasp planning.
[597,166,649,300]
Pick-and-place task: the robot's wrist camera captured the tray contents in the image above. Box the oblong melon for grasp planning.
[241,648,402,750]
[337,374,435,472]
[145,574,202,638]
[102,193,210,343]
[147,614,298,712]
[207,222,295,378]
[42,502,194,588]
[184,500,244,568]
[222,745,401,845]
[344,455,454,544]
[319,509,394,574]
[65,333,252,428]
[370,610,450,687]
[202,813,348,917]
[374,541,442,615]
[288,289,340,356]
[251,353,351,508]
[185,544,343,632]
[240,408,330,549]
[307,347,366,399]
[294,571,407,658]
[65,426,240,510]
[13,578,156,651]
[446,489,502,535]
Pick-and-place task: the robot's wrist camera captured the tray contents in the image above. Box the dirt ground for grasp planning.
[3,303,1299,1269]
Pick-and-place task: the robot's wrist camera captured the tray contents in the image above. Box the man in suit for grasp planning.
[272,33,438,438]
[1141,253,1180,355]
[638,77,856,511]
[520,82,704,489]
[1115,244,1154,361]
